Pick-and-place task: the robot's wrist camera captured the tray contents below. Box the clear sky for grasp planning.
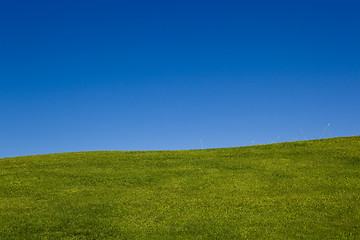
[1,0,359,158]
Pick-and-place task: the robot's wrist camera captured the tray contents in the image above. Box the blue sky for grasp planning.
[1,0,359,158]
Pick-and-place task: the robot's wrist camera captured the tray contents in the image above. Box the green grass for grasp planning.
[1,136,360,239]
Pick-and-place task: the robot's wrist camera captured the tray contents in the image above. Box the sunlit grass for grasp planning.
[1,136,359,239]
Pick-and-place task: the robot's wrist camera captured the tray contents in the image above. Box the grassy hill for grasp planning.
[1,136,359,239]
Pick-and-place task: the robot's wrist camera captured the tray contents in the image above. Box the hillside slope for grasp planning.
[1,136,359,239]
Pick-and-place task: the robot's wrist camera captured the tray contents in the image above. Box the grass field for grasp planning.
[1,136,359,239]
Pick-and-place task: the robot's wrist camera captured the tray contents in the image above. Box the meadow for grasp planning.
[0,136,359,239]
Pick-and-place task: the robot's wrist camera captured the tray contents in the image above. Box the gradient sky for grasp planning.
[1,0,359,158]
